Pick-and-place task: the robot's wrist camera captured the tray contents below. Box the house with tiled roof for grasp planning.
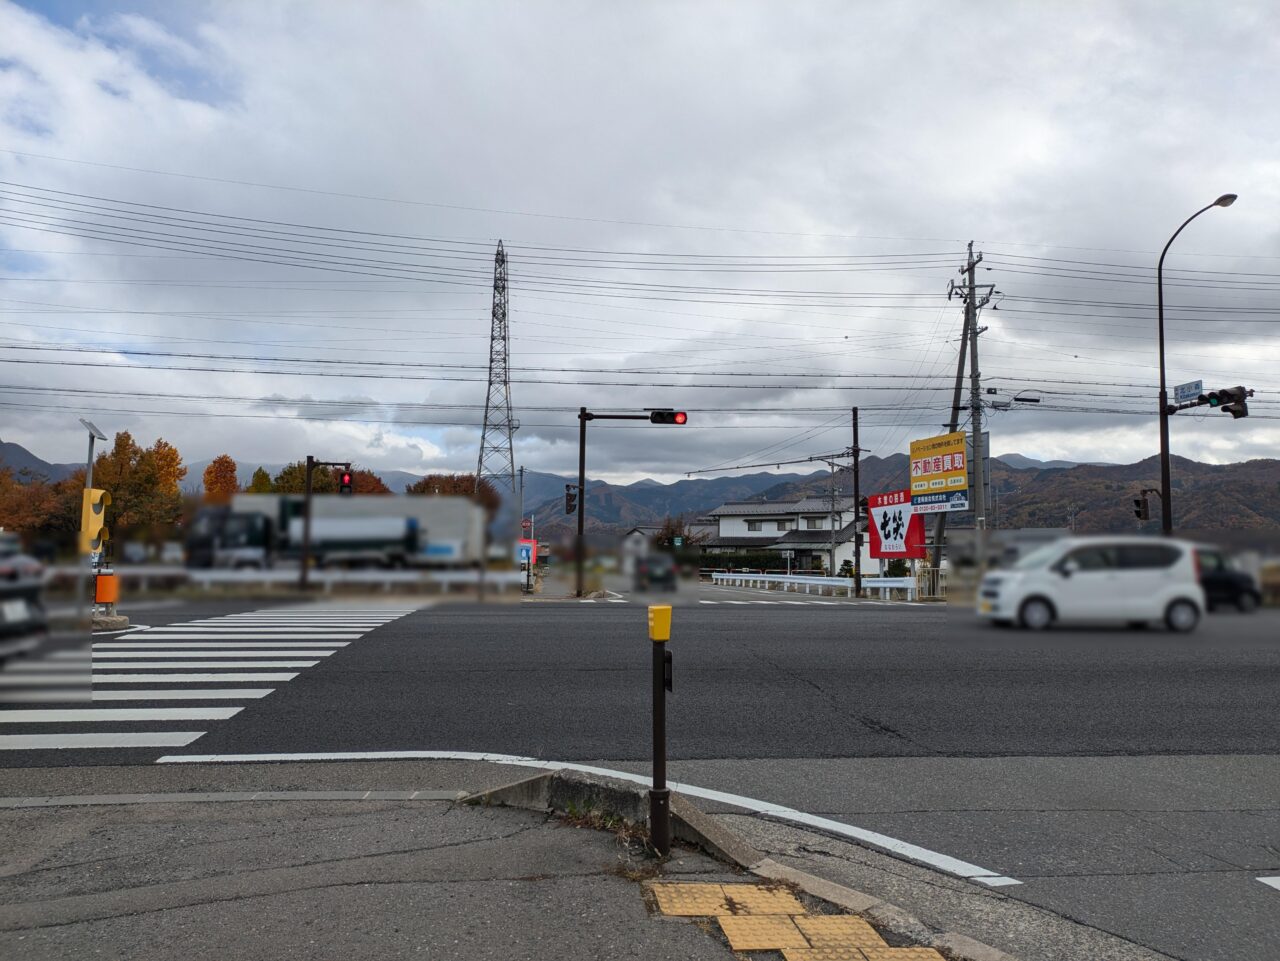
[702,496,874,572]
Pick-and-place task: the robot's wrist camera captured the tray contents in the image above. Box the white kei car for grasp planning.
[976,536,1207,632]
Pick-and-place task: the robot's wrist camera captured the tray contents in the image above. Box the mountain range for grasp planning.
[4,439,1276,533]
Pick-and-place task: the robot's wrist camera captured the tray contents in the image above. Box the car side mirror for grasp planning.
[1058,560,1078,578]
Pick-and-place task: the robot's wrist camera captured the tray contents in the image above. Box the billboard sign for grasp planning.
[868,490,927,558]
[910,431,969,513]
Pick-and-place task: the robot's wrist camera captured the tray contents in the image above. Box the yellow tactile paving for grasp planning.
[720,883,806,915]
[647,883,730,916]
[717,915,810,951]
[782,948,869,961]
[859,948,946,961]
[793,915,889,948]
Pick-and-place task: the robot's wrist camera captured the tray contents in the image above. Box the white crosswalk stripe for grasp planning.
[1,606,414,752]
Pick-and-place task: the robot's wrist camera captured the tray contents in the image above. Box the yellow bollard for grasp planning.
[648,604,672,642]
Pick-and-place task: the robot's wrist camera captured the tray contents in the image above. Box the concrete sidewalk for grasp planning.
[1,768,745,960]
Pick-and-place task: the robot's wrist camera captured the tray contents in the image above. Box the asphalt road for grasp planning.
[3,590,1278,961]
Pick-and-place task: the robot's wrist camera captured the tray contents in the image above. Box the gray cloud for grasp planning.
[0,0,1276,488]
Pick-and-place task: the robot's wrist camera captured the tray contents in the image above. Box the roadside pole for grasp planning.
[75,420,107,628]
[300,455,314,591]
[576,408,588,597]
[852,406,862,597]
[647,604,673,856]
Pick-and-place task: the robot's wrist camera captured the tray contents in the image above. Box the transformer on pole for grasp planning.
[476,241,517,493]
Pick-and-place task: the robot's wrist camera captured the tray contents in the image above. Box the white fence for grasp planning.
[710,572,917,600]
[48,565,524,594]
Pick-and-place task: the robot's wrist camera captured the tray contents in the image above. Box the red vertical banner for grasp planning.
[868,490,926,559]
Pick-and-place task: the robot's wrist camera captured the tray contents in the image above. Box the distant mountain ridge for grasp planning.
[0,439,78,482]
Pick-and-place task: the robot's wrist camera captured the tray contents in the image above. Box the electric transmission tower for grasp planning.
[476,241,517,492]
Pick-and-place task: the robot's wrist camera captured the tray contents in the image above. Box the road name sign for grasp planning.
[1174,380,1203,403]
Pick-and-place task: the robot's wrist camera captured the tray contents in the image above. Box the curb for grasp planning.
[462,769,1020,961]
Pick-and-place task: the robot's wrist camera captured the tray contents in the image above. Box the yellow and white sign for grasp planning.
[909,431,969,513]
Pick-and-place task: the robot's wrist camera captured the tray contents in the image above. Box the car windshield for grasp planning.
[1012,542,1065,570]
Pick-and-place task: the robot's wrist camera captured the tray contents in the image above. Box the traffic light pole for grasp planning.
[576,409,588,597]
[299,456,350,591]
[575,409,685,597]
[852,406,862,597]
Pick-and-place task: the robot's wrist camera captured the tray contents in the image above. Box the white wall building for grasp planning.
[703,497,876,573]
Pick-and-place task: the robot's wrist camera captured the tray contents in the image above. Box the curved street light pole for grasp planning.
[1156,193,1236,535]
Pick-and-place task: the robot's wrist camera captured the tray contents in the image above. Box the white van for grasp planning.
[976,536,1206,632]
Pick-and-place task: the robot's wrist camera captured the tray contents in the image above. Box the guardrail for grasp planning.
[45,565,523,594]
[710,572,917,600]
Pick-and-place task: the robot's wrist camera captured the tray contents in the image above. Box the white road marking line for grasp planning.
[94,642,350,649]
[126,634,361,640]
[145,626,380,631]
[579,600,596,603]
[92,673,299,683]
[92,651,336,658]
[5,690,263,706]
[94,689,274,700]
[699,600,719,605]
[0,707,243,723]
[154,749,1018,885]
[1,732,206,750]
[607,599,627,604]
[724,601,749,605]
[0,674,94,686]
[781,601,810,605]
[4,661,90,671]
[751,601,780,605]
[92,625,151,635]
[1259,876,1280,892]
[93,661,319,669]
[810,601,838,606]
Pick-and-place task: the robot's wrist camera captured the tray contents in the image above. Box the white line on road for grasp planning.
[724,601,749,605]
[1259,877,1280,892]
[144,626,378,632]
[699,600,719,605]
[91,660,318,670]
[125,634,362,640]
[94,689,274,700]
[1,732,206,750]
[94,642,350,649]
[92,651,336,658]
[0,707,243,723]
[92,673,299,683]
[154,749,1019,886]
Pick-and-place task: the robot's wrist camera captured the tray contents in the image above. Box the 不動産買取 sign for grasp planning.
[909,431,969,512]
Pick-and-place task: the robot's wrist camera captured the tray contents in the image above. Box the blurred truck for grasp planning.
[186,493,485,569]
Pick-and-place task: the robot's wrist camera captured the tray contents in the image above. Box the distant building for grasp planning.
[702,497,875,572]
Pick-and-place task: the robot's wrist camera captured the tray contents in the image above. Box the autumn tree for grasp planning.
[202,454,240,502]
[656,515,709,547]
[246,467,273,493]
[0,467,57,540]
[272,461,335,494]
[406,473,500,516]
[350,468,391,494]
[89,432,188,537]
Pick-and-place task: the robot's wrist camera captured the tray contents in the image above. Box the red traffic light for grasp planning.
[649,410,688,425]
[341,472,352,485]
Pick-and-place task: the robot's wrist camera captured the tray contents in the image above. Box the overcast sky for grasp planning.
[1,0,1277,489]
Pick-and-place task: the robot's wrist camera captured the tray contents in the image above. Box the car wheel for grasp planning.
[1237,592,1260,614]
[1018,597,1054,631]
[1164,599,1200,633]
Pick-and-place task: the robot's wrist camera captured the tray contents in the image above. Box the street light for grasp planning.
[1156,193,1237,535]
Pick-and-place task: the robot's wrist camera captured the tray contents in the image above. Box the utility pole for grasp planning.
[852,406,862,597]
[576,407,588,597]
[967,247,989,571]
[827,460,837,575]
[931,242,994,577]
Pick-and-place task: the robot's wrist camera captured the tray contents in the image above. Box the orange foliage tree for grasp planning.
[406,473,500,516]
[202,454,240,502]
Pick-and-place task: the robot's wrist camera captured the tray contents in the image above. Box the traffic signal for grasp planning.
[80,488,110,555]
[1133,494,1150,521]
[565,484,578,515]
[856,496,869,533]
[648,410,688,425]
[338,469,353,494]
[1198,386,1251,419]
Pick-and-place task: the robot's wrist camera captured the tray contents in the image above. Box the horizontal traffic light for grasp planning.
[649,410,688,425]
[1198,385,1250,419]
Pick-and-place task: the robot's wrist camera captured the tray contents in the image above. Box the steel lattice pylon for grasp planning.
[476,241,517,492]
